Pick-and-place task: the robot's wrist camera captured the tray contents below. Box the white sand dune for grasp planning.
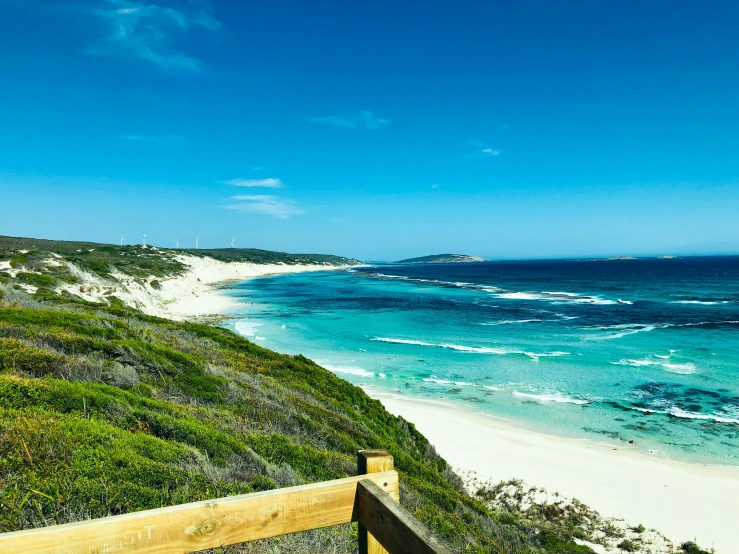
[369,391,739,553]
[55,253,349,321]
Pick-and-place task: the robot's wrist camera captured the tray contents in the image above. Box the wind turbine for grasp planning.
[142,234,147,247]
[230,238,235,248]
[119,234,124,246]
[195,236,199,249]
[175,239,179,249]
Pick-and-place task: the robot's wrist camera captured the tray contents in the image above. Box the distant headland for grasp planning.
[395,253,486,264]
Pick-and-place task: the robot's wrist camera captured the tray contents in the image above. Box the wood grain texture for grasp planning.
[357,450,396,554]
[355,479,454,554]
[0,471,398,554]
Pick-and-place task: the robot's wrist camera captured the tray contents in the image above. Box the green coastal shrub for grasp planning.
[103,361,140,389]
[0,338,65,376]
[617,538,639,552]
[680,542,711,554]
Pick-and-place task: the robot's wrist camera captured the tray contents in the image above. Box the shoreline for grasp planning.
[163,258,352,320]
[366,389,738,552]
[57,252,353,321]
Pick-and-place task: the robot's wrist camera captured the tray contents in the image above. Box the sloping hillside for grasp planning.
[0,283,594,553]
[0,236,360,321]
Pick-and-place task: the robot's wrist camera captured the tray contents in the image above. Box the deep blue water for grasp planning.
[224,257,739,465]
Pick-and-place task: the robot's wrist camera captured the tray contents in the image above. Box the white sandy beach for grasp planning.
[54,251,349,321]
[368,391,739,553]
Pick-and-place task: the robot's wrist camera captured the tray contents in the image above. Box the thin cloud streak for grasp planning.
[222,178,283,188]
[120,133,186,143]
[89,0,221,71]
[469,140,501,158]
[227,195,306,219]
[308,110,389,130]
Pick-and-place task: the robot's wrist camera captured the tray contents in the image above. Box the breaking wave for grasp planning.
[633,406,739,424]
[583,323,668,340]
[611,356,698,375]
[513,391,591,405]
[235,320,262,337]
[479,319,542,325]
[371,337,569,360]
[355,270,628,305]
[322,364,375,377]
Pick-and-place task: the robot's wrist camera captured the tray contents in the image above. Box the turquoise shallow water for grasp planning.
[223,257,739,465]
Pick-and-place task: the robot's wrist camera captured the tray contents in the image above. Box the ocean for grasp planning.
[223,257,739,465]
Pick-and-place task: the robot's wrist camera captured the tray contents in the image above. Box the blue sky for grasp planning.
[1,0,738,260]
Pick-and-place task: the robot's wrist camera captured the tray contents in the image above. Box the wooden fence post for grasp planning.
[358,450,397,554]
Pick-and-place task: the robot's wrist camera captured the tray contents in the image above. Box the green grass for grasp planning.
[0,236,360,282]
[0,279,597,552]
[191,247,360,266]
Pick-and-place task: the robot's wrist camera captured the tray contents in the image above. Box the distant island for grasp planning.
[395,253,486,264]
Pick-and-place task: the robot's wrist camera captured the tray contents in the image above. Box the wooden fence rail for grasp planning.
[0,450,452,554]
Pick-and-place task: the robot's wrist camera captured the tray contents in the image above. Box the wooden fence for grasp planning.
[0,450,452,554]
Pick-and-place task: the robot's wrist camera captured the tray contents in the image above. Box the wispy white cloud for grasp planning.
[227,195,306,219]
[469,141,501,158]
[308,110,389,130]
[222,178,283,188]
[120,133,186,143]
[89,0,221,71]
[431,184,442,189]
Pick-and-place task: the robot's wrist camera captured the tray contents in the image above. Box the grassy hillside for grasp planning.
[0,236,360,284]
[0,282,597,553]
[193,247,361,266]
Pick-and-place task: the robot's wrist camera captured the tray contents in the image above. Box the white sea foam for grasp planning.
[322,364,374,377]
[570,297,618,305]
[235,320,262,337]
[495,290,619,305]
[513,391,591,405]
[480,319,542,325]
[496,292,549,301]
[633,406,739,424]
[524,351,571,360]
[372,337,569,359]
[669,408,739,424]
[423,378,478,387]
[673,300,730,305]
[372,337,437,347]
[254,336,267,341]
[438,343,517,354]
[423,377,453,385]
[362,271,625,305]
[611,358,698,375]
[680,320,739,327]
[583,323,666,340]
[654,349,677,360]
[483,385,504,391]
